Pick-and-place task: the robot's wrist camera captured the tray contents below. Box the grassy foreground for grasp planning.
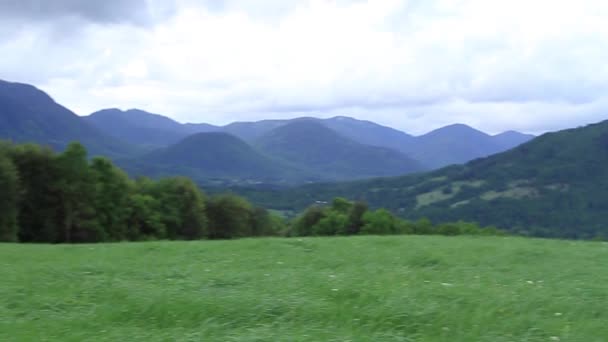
[2,236,608,341]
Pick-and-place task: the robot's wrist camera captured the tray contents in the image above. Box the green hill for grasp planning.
[254,120,425,180]
[236,119,608,238]
[121,132,309,185]
[2,236,607,341]
[0,80,135,157]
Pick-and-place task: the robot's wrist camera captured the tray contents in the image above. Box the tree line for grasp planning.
[289,197,505,237]
[1,141,504,243]
[0,141,284,243]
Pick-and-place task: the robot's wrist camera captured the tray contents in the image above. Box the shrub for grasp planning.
[312,211,349,236]
[292,205,327,236]
[361,209,397,235]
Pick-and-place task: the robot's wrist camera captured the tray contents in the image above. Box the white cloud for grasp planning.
[1,0,608,134]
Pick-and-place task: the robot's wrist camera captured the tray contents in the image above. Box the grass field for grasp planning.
[2,236,608,341]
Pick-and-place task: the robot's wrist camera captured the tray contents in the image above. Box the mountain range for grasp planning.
[85,108,534,170]
[1,79,533,184]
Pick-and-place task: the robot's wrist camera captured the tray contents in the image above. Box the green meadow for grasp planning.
[2,236,608,341]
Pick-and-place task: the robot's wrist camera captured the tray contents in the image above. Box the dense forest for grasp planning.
[0,140,503,243]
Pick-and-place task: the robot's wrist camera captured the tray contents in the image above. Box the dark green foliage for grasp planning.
[125,192,166,240]
[146,177,208,240]
[312,211,349,236]
[330,197,353,214]
[411,218,434,235]
[290,197,504,238]
[10,143,63,243]
[205,194,284,239]
[55,143,103,243]
[0,146,19,241]
[1,141,265,243]
[292,206,327,237]
[435,223,462,236]
[90,157,132,241]
[249,207,286,236]
[361,209,398,235]
[346,201,368,235]
[206,194,255,239]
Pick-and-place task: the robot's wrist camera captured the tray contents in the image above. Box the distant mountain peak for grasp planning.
[495,130,535,137]
[0,79,56,104]
[427,123,486,134]
[329,115,357,121]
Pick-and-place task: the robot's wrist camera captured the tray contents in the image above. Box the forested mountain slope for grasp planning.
[235,119,608,238]
[0,80,134,157]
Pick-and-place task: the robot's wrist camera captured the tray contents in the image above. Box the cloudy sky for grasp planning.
[1,0,607,134]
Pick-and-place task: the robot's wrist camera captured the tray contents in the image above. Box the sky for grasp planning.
[1,0,607,135]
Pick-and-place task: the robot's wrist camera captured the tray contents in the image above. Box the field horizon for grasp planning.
[2,235,608,341]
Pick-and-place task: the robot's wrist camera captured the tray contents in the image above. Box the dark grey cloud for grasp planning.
[0,0,175,25]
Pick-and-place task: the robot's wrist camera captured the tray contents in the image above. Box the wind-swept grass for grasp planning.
[2,236,608,341]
